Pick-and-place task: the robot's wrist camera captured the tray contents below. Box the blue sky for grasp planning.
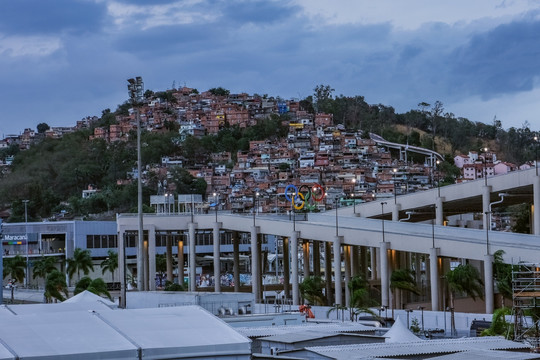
[1,0,540,136]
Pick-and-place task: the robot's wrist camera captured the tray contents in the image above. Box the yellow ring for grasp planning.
[293,193,305,210]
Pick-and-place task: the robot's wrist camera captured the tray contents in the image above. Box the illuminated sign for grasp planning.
[284,184,325,210]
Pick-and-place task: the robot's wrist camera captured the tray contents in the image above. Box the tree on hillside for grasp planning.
[208,87,230,96]
[37,123,50,133]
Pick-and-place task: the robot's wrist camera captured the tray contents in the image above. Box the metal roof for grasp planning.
[235,322,375,338]
[305,337,530,359]
[429,349,540,360]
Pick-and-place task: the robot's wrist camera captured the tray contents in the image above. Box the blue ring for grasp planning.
[284,184,298,202]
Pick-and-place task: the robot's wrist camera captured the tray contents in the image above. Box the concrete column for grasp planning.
[283,236,290,300]
[118,227,126,308]
[232,231,240,292]
[484,254,494,314]
[344,245,351,307]
[370,247,378,281]
[436,197,445,226]
[177,240,184,286]
[429,248,440,311]
[251,226,260,302]
[313,240,321,277]
[392,204,401,221]
[188,222,197,292]
[534,176,540,235]
[303,240,310,279]
[257,234,263,301]
[482,185,492,230]
[333,236,343,305]
[290,231,300,305]
[213,222,222,293]
[380,242,389,308]
[143,240,149,291]
[325,241,332,305]
[166,235,173,283]
[351,245,359,277]
[148,227,156,291]
[360,247,368,279]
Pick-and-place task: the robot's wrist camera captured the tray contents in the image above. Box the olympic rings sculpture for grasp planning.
[284,183,326,210]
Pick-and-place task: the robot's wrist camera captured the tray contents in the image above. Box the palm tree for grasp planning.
[33,256,57,282]
[481,307,513,339]
[3,255,27,284]
[327,303,348,322]
[493,250,513,306]
[66,248,94,282]
[348,275,378,320]
[390,269,420,311]
[100,250,118,283]
[299,276,326,305]
[74,276,112,300]
[45,269,68,303]
[445,264,484,335]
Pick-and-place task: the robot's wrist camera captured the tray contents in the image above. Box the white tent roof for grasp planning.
[63,290,116,306]
[383,316,422,343]
[0,305,251,359]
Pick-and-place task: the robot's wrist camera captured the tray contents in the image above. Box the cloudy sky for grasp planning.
[1,0,540,136]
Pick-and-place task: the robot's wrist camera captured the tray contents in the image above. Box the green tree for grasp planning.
[74,276,112,300]
[390,269,420,310]
[37,122,50,134]
[66,248,94,282]
[32,256,57,282]
[208,87,230,96]
[445,264,484,333]
[44,269,68,303]
[100,250,118,283]
[348,275,378,320]
[327,303,348,322]
[3,255,27,284]
[481,307,513,339]
[299,276,326,305]
[493,250,513,305]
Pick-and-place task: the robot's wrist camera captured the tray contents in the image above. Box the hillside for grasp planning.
[0,86,537,222]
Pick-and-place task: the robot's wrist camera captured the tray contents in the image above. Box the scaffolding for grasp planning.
[512,262,540,350]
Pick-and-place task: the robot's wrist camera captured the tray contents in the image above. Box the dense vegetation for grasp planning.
[0,85,538,222]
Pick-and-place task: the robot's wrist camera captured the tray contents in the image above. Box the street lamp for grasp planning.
[352,193,356,214]
[481,147,488,186]
[381,202,387,243]
[23,200,29,287]
[213,192,219,222]
[128,76,144,291]
[435,160,441,197]
[405,308,413,329]
[392,168,398,204]
[418,305,425,333]
[335,195,340,237]
[253,192,259,226]
[534,136,539,176]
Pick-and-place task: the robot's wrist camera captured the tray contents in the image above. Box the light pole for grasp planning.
[128,76,144,291]
[392,168,397,204]
[405,308,413,329]
[481,147,488,186]
[381,202,387,242]
[23,200,29,287]
[352,194,356,214]
[435,160,441,197]
[535,136,539,176]
[485,211,491,254]
[335,195,339,237]
[418,305,425,333]
[213,192,218,222]
[253,192,259,226]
